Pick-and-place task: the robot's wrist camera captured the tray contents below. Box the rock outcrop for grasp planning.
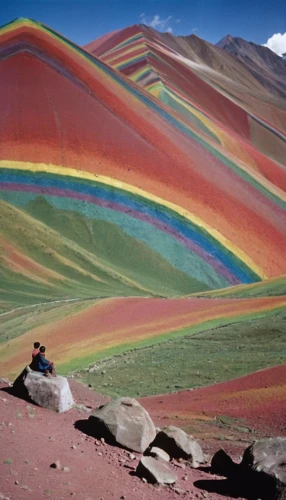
[23,372,74,413]
[88,397,156,453]
[151,425,205,467]
[136,456,177,485]
[211,448,237,477]
[241,437,286,478]
[241,438,286,499]
[210,438,286,500]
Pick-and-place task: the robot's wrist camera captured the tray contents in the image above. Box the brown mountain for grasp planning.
[217,34,286,97]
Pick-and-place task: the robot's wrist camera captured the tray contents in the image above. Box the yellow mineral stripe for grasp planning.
[0,159,266,279]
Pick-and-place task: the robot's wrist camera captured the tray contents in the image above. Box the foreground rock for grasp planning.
[149,447,170,462]
[211,448,237,477]
[152,425,205,467]
[241,438,286,499]
[137,456,177,485]
[241,437,286,480]
[23,372,74,413]
[209,438,286,500]
[89,397,156,452]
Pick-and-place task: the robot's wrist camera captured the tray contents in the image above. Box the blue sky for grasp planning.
[1,0,285,48]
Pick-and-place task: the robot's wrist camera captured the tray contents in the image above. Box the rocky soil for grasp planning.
[0,378,283,500]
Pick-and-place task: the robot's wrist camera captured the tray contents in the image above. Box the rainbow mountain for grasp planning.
[0,19,285,379]
[86,24,286,165]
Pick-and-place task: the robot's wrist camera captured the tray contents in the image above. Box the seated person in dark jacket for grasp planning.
[30,346,56,377]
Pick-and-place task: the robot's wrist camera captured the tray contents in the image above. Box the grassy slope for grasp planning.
[190,275,286,299]
[0,299,97,344]
[1,203,285,386]
[0,198,207,312]
[77,309,286,397]
[24,197,207,295]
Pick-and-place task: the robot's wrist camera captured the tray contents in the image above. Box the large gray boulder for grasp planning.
[152,425,205,467]
[24,372,74,413]
[136,456,177,484]
[241,437,286,479]
[89,397,156,453]
[241,438,286,498]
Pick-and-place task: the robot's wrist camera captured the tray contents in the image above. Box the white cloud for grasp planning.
[192,27,198,33]
[176,19,181,23]
[263,32,286,56]
[140,14,173,33]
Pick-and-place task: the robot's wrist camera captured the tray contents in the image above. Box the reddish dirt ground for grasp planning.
[0,378,260,500]
[140,365,286,437]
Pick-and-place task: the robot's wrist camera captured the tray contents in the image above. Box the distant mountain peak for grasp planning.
[216,34,286,97]
[216,34,246,49]
[218,34,234,44]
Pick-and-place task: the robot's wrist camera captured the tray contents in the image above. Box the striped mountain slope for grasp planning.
[86,24,286,167]
[0,19,285,314]
[0,293,285,378]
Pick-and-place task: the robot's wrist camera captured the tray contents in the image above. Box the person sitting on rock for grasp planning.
[30,346,56,378]
[32,341,40,359]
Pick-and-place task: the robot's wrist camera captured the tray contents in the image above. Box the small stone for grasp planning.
[3,459,13,465]
[71,445,77,449]
[173,487,185,495]
[15,481,19,485]
[100,438,105,445]
[0,377,10,384]
[50,460,61,469]
[182,475,188,481]
[173,461,186,469]
[137,456,177,485]
[63,467,70,472]
[98,452,103,456]
[128,453,136,461]
[74,403,92,413]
